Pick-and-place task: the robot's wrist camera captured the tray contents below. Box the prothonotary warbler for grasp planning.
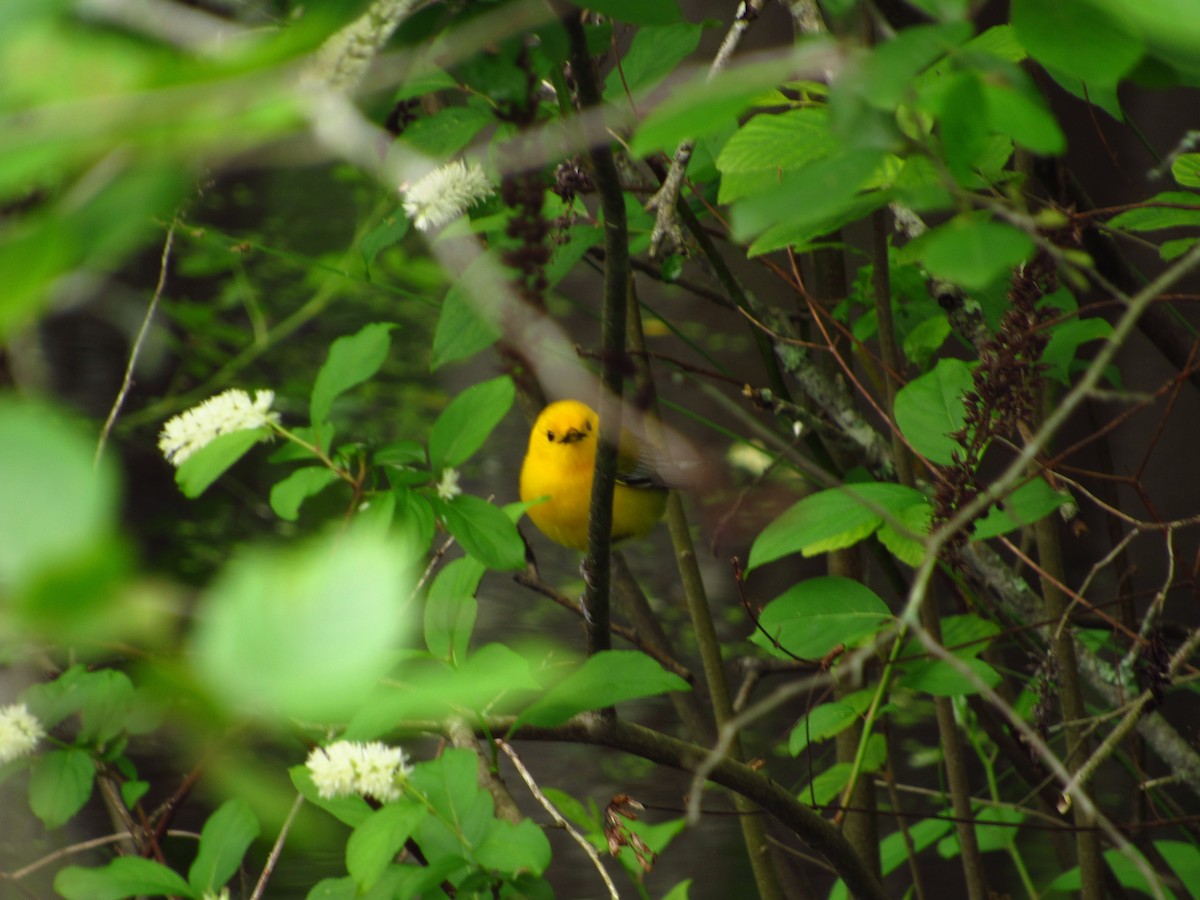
[519,400,668,550]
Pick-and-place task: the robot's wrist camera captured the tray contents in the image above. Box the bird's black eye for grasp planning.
[546,430,555,442]
[585,420,593,431]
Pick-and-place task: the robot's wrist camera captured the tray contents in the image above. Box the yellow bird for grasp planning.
[519,400,668,551]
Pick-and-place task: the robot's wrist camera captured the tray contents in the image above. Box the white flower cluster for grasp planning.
[306,740,413,803]
[158,389,280,467]
[435,467,462,501]
[0,703,45,765]
[402,161,493,232]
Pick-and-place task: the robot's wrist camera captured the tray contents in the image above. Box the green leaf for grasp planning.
[29,748,95,830]
[188,798,260,896]
[572,0,682,26]
[477,818,553,877]
[394,486,436,555]
[409,748,490,850]
[1040,316,1113,384]
[0,401,117,587]
[801,734,887,806]
[428,376,514,469]
[631,56,802,156]
[893,358,973,466]
[788,690,873,755]
[425,557,483,662]
[360,212,409,270]
[980,79,1067,155]
[830,818,953,899]
[192,531,416,722]
[1049,847,1176,898]
[310,323,395,427]
[519,651,690,727]
[175,429,269,498]
[899,656,1001,696]
[347,802,428,891]
[877,499,933,567]
[432,281,501,370]
[399,104,492,156]
[270,466,342,521]
[604,22,704,100]
[752,576,890,660]
[972,477,1072,540]
[905,215,1034,290]
[1172,154,1200,188]
[56,857,194,900]
[439,494,526,571]
[837,22,974,112]
[716,107,836,179]
[939,72,990,183]
[730,149,886,243]
[747,482,927,570]
[1157,840,1200,898]
[902,313,951,368]
[291,766,373,829]
[1108,191,1200,231]
[1012,0,1143,88]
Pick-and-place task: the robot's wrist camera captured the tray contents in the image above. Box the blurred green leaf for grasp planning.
[192,531,416,721]
[310,323,395,427]
[789,690,873,756]
[477,819,552,877]
[1108,191,1200,231]
[291,766,373,829]
[905,215,1034,290]
[360,212,410,270]
[1172,153,1200,188]
[1040,317,1113,384]
[972,478,1072,540]
[604,22,704,99]
[188,798,260,897]
[753,576,890,660]
[0,400,116,587]
[56,857,193,900]
[428,376,514,469]
[1012,0,1143,88]
[518,651,689,727]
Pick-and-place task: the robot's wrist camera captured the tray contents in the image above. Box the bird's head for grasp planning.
[532,400,597,450]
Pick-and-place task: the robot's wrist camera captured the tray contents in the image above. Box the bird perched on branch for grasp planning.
[519,399,668,550]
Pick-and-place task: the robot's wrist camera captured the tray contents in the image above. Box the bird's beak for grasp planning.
[562,427,587,444]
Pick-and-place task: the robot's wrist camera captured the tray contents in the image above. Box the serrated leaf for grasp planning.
[748,483,927,571]
[347,802,427,891]
[439,494,525,571]
[716,107,836,176]
[189,798,260,895]
[518,651,689,727]
[310,323,394,427]
[56,857,193,900]
[428,377,514,469]
[752,576,891,660]
[175,428,269,498]
[906,215,1034,290]
[893,358,973,466]
[29,748,95,830]
[270,466,342,521]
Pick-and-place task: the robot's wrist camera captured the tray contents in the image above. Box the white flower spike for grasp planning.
[402,161,493,232]
[306,740,413,803]
[158,389,280,467]
[0,703,45,765]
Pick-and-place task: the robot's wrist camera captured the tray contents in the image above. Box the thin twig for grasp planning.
[95,218,177,467]
[4,829,200,882]
[250,793,304,900]
[496,740,619,900]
